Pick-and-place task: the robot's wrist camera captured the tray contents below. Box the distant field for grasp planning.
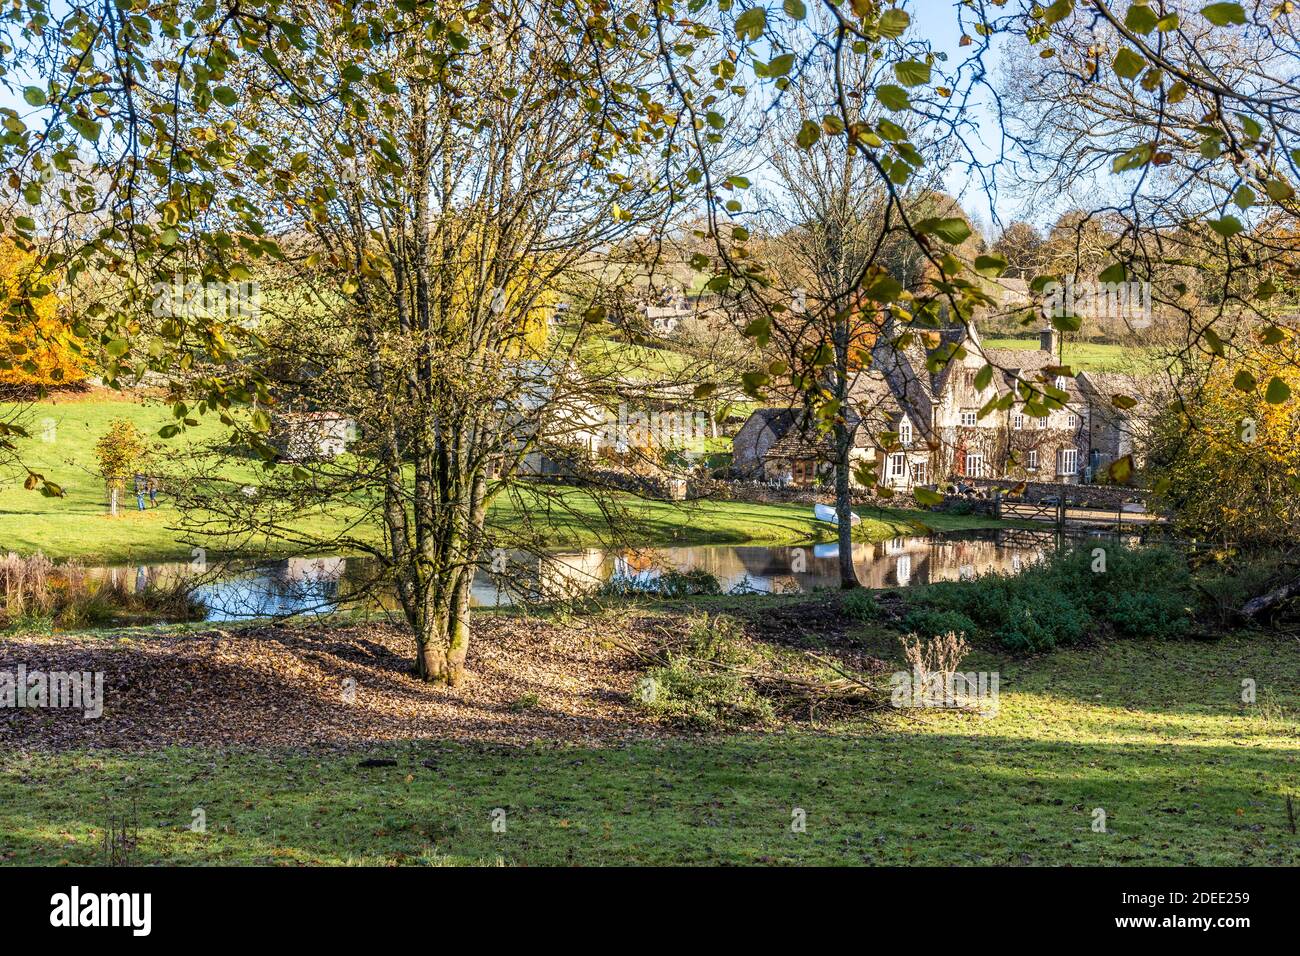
[980,338,1154,373]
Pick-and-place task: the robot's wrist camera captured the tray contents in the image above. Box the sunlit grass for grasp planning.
[3,629,1294,866]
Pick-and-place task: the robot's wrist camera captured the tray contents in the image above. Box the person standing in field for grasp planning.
[147,476,160,507]
[133,472,147,511]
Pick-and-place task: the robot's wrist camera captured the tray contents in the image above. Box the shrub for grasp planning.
[597,566,721,598]
[905,543,1193,651]
[902,606,977,642]
[841,588,880,622]
[635,613,774,730]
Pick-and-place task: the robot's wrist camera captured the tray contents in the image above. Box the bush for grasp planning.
[905,543,1193,651]
[635,613,775,730]
[902,606,977,642]
[597,566,721,598]
[841,588,880,622]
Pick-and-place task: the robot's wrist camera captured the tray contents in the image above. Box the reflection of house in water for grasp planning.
[470,549,607,606]
[193,557,349,620]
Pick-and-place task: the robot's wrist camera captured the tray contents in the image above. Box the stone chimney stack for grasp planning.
[1039,327,1059,357]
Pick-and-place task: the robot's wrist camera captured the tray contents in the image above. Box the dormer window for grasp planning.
[960,410,978,427]
[898,418,913,446]
[1055,375,1068,390]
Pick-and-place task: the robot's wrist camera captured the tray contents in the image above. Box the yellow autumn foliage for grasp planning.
[0,237,87,387]
[1151,332,1300,546]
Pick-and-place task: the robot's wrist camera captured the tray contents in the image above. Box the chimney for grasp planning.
[1039,327,1059,357]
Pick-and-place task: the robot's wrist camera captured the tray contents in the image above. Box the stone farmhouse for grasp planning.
[734,319,1149,491]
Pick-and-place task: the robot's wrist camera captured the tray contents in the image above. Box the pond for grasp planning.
[73,527,1123,623]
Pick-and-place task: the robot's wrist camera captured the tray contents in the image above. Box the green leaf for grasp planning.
[22,86,46,107]
[1209,216,1243,237]
[974,254,1007,277]
[875,84,910,111]
[1112,48,1145,80]
[1265,179,1295,202]
[893,60,931,87]
[783,0,807,19]
[933,217,971,244]
[914,487,944,506]
[878,8,910,39]
[1124,4,1159,33]
[1233,185,1255,209]
[1098,262,1127,284]
[1042,0,1074,25]
[1200,2,1246,26]
[973,364,994,391]
[796,119,821,149]
[1232,370,1257,392]
[213,86,238,106]
[252,409,272,433]
[768,53,795,77]
[105,338,129,357]
[735,7,767,41]
[1265,376,1292,404]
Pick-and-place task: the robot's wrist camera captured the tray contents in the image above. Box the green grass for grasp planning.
[1,396,1006,563]
[3,627,1294,865]
[980,337,1154,373]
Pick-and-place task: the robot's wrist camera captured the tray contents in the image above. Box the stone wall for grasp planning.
[963,477,1150,508]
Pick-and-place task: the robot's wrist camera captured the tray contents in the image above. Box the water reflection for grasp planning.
[70,528,1115,622]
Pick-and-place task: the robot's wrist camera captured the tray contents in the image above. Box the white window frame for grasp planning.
[1038,415,1049,429]
[910,460,928,486]
[1013,413,1024,430]
[1026,448,1038,471]
[887,452,906,482]
[1058,447,1078,476]
[1066,413,1079,429]
[960,410,978,427]
[898,418,912,446]
[965,452,984,477]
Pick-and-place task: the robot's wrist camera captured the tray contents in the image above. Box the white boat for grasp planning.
[813,503,861,526]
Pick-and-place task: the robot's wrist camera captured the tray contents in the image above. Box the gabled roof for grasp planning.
[738,407,799,438]
[1076,371,1151,416]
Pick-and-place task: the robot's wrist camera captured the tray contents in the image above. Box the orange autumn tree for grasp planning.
[0,237,86,388]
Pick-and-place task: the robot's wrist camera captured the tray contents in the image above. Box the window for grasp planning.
[960,410,978,427]
[898,418,913,446]
[1013,413,1024,430]
[1066,413,1079,429]
[1038,416,1049,429]
[1026,448,1039,470]
[964,452,984,477]
[1055,375,1068,390]
[910,461,929,486]
[887,452,906,482]
[1058,447,1078,476]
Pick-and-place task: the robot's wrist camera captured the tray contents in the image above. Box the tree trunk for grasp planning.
[833,421,860,590]
[416,619,469,684]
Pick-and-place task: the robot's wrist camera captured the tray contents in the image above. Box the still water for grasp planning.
[80,528,1088,622]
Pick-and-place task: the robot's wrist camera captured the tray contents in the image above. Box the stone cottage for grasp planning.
[735,319,1146,490]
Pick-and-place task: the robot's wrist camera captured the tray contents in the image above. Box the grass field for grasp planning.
[980,337,1154,373]
[1,394,1002,562]
[3,624,1294,866]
